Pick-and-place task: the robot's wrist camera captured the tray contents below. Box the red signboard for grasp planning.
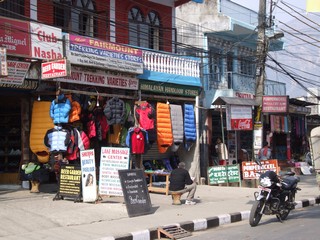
[0,16,31,57]
[262,96,288,113]
[241,160,279,179]
[231,118,253,130]
[41,59,69,79]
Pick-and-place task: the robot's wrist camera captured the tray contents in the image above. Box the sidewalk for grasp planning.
[0,174,319,240]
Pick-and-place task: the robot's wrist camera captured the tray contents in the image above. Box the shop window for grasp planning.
[54,0,97,37]
[0,0,25,20]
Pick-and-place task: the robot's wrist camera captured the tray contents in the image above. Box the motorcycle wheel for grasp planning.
[249,200,263,227]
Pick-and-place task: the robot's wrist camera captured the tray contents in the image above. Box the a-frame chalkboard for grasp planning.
[118,169,152,217]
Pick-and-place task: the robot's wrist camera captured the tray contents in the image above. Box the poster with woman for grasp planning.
[80,149,97,202]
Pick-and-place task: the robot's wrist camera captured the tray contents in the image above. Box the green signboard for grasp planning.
[208,165,240,185]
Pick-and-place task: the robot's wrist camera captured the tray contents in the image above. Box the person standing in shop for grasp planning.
[215,137,229,165]
[169,162,197,205]
[258,141,272,160]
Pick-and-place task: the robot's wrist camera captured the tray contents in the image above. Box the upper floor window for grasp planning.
[128,7,162,50]
[0,0,25,20]
[239,58,254,76]
[54,0,97,37]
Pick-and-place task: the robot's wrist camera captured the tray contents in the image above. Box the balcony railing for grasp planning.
[143,51,200,78]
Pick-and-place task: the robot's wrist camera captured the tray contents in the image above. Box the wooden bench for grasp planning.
[170,191,183,205]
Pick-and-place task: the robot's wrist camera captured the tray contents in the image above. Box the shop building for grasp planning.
[0,0,202,186]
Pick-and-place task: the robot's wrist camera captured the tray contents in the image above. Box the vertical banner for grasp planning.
[80,149,97,202]
[99,147,130,196]
[0,47,8,76]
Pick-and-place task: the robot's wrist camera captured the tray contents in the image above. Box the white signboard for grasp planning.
[0,47,8,76]
[80,149,97,202]
[65,34,143,74]
[99,147,130,196]
[0,60,30,85]
[30,22,63,60]
[55,65,139,90]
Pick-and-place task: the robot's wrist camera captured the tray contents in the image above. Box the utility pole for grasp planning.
[255,0,267,106]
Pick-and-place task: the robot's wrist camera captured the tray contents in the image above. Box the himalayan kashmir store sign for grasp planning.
[262,96,289,113]
[140,80,199,97]
[66,34,143,75]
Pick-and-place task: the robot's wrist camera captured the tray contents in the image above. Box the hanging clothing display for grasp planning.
[184,103,196,151]
[29,101,54,163]
[156,102,173,153]
[44,125,71,153]
[135,101,155,130]
[170,104,184,152]
[126,127,149,154]
[66,94,81,123]
[50,94,72,124]
[103,97,126,125]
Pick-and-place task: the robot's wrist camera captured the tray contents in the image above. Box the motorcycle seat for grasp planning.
[281,176,299,190]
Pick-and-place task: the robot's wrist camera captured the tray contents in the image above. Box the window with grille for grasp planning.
[0,0,25,20]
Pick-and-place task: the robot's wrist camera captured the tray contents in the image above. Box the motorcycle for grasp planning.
[249,169,301,227]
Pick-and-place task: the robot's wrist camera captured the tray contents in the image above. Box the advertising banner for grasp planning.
[262,95,288,113]
[226,105,252,131]
[0,60,31,85]
[80,149,97,202]
[0,16,31,57]
[241,159,279,179]
[66,34,143,74]
[58,164,82,201]
[55,65,139,90]
[208,165,241,185]
[41,58,70,79]
[30,22,63,60]
[99,147,130,196]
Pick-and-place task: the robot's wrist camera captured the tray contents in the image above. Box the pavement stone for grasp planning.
[0,174,319,240]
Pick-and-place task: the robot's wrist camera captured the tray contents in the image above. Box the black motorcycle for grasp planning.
[249,170,301,227]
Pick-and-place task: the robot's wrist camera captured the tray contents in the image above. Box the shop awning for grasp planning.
[212,96,258,106]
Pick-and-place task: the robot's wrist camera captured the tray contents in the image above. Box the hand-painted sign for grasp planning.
[41,58,70,79]
[0,60,31,85]
[99,147,130,196]
[241,159,279,179]
[208,165,241,185]
[66,34,143,74]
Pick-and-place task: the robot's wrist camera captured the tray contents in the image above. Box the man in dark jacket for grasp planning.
[169,162,197,205]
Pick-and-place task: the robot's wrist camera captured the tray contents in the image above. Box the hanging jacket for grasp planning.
[127,127,149,154]
[156,102,173,153]
[44,125,71,153]
[66,94,81,123]
[170,104,184,152]
[103,97,126,125]
[135,102,155,130]
[29,101,54,163]
[184,103,196,151]
[50,94,72,124]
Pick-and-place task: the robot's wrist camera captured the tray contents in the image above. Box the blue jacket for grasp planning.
[50,94,71,124]
[184,104,196,150]
[44,125,71,153]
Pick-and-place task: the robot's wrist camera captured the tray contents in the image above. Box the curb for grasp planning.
[100,196,320,240]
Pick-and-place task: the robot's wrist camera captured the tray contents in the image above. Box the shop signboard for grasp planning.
[226,105,253,131]
[118,169,152,217]
[57,164,82,201]
[55,65,139,90]
[30,22,63,60]
[0,16,31,57]
[241,159,279,180]
[0,60,31,85]
[99,147,130,196]
[0,47,8,76]
[262,95,289,113]
[80,149,97,202]
[66,34,143,74]
[41,58,70,79]
[208,165,241,185]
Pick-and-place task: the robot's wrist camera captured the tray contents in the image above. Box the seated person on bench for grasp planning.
[169,162,197,205]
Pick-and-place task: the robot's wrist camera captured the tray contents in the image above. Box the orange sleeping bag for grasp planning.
[29,101,54,163]
[156,102,173,153]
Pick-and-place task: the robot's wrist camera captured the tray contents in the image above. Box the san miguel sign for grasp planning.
[41,58,70,79]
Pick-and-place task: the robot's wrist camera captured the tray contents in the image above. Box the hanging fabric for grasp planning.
[156,102,173,153]
[184,103,196,151]
[170,104,184,152]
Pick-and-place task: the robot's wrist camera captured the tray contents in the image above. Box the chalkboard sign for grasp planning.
[118,169,152,218]
[55,164,82,202]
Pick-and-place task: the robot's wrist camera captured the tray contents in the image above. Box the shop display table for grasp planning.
[144,170,170,195]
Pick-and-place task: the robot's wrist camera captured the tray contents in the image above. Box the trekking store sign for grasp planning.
[208,165,240,185]
[140,80,199,97]
[66,34,143,74]
[55,65,139,90]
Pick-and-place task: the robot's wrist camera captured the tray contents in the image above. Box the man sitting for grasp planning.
[169,162,197,205]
